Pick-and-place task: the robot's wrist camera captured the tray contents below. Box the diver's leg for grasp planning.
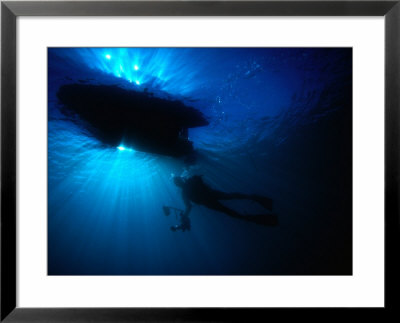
[211,190,249,200]
[206,201,277,225]
[206,201,246,220]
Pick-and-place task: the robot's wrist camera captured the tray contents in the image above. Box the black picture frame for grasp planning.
[1,0,399,321]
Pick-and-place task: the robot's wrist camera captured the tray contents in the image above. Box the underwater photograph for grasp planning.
[48,47,352,275]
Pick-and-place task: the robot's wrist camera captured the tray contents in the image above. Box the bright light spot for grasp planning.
[135,80,140,85]
[120,65,124,72]
[117,146,135,152]
[134,65,139,71]
[105,54,111,60]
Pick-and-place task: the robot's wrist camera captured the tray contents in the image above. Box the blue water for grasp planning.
[48,48,352,275]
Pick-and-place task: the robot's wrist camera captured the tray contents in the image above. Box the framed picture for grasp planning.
[1,0,399,321]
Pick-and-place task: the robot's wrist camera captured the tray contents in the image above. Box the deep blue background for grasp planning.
[48,48,352,275]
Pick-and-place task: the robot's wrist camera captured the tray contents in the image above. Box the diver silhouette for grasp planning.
[173,175,277,226]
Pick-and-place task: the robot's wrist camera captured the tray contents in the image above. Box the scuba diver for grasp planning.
[162,206,191,232]
[170,175,277,227]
